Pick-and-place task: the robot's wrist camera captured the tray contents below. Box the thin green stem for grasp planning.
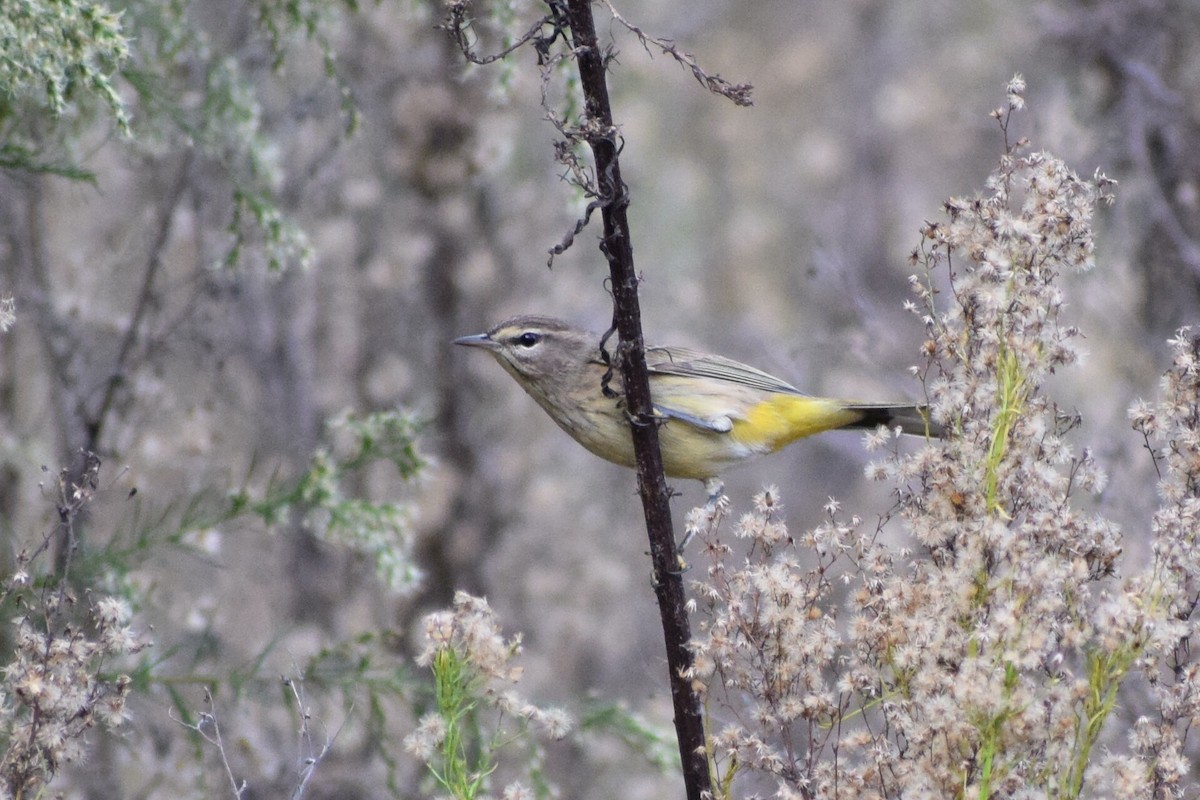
[985,343,1027,515]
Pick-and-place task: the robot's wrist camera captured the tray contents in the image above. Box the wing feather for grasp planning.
[645,345,804,395]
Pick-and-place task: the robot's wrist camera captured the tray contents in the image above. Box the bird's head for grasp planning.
[454,315,601,390]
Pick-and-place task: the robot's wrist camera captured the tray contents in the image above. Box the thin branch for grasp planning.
[601,0,753,107]
[285,676,347,800]
[171,689,248,800]
[88,151,194,451]
[441,2,560,66]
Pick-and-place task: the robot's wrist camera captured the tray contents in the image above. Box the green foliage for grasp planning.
[0,0,131,126]
[578,699,680,774]
[43,411,424,611]
[248,408,427,593]
[0,0,363,271]
[204,56,314,272]
[252,0,361,132]
[327,407,426,477]
[983,344,1027,515]
[0,0,130,176]
[427,647,495,799]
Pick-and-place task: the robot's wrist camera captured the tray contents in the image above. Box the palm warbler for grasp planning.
[455,315,941,498]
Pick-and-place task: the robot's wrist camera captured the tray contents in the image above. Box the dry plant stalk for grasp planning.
[0,455,148,799]
[688,77,1195,799]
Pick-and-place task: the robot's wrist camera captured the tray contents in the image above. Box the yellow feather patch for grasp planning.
[732,395,862,452]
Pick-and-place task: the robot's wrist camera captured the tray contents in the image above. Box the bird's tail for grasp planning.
[844,403,944,439]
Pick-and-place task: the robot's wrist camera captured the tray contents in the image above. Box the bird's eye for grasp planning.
[516,331,542,348]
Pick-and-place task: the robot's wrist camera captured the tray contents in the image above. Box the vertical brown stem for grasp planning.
[561,2,712,797]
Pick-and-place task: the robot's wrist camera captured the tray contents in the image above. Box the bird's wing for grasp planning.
[637,345,803,434]
[645,345,803,395]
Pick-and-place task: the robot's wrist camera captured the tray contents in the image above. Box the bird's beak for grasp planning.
[453,332,497,349]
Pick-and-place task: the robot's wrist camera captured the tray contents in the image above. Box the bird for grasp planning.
[455,314,941,503]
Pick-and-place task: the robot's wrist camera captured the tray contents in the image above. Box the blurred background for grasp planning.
[2,0,1198,795]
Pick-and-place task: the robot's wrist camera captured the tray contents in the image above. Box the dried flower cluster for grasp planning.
[0,453,150,798]
[687,78,1200,798]
[405,591,571,799]
[688,491,874,793]
[0,592,146,799]
[1122,330,1200,797]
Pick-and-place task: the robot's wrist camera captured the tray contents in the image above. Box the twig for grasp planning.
[285,676,347,800]
[601,0,753,107]
[441,1,560,66]
[88,151,194,451]
[171,689,248,799]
